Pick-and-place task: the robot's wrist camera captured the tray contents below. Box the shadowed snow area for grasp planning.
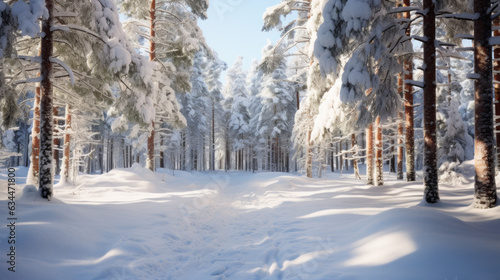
[1,164,500,280]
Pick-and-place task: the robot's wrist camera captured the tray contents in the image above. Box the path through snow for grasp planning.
[1,163,500,279]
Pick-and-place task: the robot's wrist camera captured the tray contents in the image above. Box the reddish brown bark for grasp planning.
[147,0,156,171]
[30,82,41,184]
[352,134,361,179]
[366,123,374,185]
[404,0,415,182]
[375,116,383,186]
[63,105,71,182]
[474,0,497,208]
[423,0,439,203]
[397,71,404,180]
[53,106,60,174]
[39,0,54,199]
[494,17,500,169]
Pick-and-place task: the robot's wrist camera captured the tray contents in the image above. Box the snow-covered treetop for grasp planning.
[118,0,208,20]
[262,0,310,32]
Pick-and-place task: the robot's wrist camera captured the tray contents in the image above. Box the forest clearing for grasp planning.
[1,0,500,279]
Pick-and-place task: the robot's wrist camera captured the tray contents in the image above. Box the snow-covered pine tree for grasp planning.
[204,52,226,171]
[257,43,296,172]
[222,57,250,170]
[247,59,265,171]
[178,51,210,171]
[117,0,208,171]
[11,0,176,198]
[438,98,473,165]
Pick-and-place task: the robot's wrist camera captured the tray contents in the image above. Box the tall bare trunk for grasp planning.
[375,116,383,186]
[397,71,404,179]
[28,79,41,185]
[306,128,313,178]
[423,0,439,203]
[396,0,404,179]
[494,17,500,169]
[53,106,60,175]
[352,134,361,179]
[211,102,215,171]
[366,124,374,185]
[339,140,343,172]
[474,0,497,208]
[345,140,349,171]
[62,105,71,182]
[39,0,54,199]
[147,0,156,171]
[403,0,415,182]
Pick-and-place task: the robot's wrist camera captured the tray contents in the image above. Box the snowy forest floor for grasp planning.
[1,163,500,280]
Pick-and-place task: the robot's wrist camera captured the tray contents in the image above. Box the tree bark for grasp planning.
[306,128,313,178]
[62,105,71,182]
[397,70,404,179]
[404,0,416,182]
[53,106,60,175]
[366,123,374,185]
[39,0,54,199]
[330,143,334,172]
[159,137,164,168]
[494,17,500,170]
[345,140,349,171]
[339,140,343,172]
[375,117,383,186]
[474,0,497,208]
[423,0,439,203]
[211,102,215,171]
[28,79,41,185]
[352,134,361,179]
[396,0,404,180]
[147,121,155,171]
[147,0,156,171]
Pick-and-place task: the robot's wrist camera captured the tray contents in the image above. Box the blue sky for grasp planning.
[198,0,281,73]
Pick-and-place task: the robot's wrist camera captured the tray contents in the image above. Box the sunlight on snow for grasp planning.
[59,249,125,266]
[298,207,391,219]
[343,232,417,267]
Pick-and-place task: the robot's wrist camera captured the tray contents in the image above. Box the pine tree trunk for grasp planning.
[474,0,497,208]
[397,4,405,180]
[366,123,374,185]
[160,137,164,168]
[99,140,103,174]
[339,140,343,172]
[147,0,157,172]
[53,107,60,175]
[423,0,439,203]
[352,134,361,180]
[147,122,155,171]
[494,17,500,170]
[330,143,334,172]
[335,142,339,171]
[225,133,230,171]
[275,136,279,172]
[110,138,114,171]
[345,140,349,171]
[62,105,71,183]
[390,137,396,173]
[211,102,215,171]
[306,129,313,178]
[404,0,416,182]
[39,0,54,199]
[27,81,41,185]
[375,117,384,186]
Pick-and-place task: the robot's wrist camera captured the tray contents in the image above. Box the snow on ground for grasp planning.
[1,162,500,280]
